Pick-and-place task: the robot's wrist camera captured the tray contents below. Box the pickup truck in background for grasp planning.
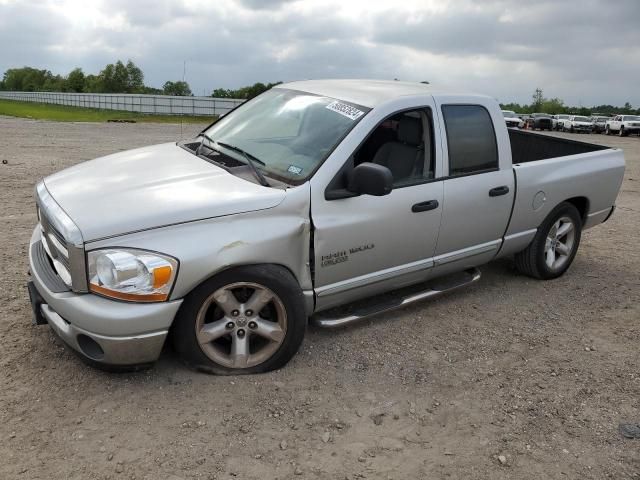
[590,116,610,134]
[606,115,640,136]
[526,113,554,131]
[552,114,570,131]
[28,80,625,374]
[502,110,524,128]
[561,115,593,133]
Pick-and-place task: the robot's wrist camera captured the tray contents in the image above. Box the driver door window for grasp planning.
[353,109,435,187]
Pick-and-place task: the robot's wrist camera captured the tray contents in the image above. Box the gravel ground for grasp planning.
[0,117,639,479]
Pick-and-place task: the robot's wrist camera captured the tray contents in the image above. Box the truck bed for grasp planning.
[508,129,608,164]
[504,130,625,250]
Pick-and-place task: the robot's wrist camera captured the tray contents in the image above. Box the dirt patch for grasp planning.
[1,117,639,479]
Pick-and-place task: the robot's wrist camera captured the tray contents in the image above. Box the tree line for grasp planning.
[1,64,638,112]
[0,61,280,100]
[0,61,194,96]
[500,88,639,116]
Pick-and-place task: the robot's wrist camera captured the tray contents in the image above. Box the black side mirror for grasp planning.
[347,162,393,196]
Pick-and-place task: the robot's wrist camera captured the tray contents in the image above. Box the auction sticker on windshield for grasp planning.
[287,165,303,175]
[325,101,365,120]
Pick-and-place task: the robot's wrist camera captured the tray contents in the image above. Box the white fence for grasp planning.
[0,91,245,116]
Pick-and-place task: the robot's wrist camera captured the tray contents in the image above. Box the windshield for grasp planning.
[204,88,369,184]
[502,110,516,118]
[574,116,590,122]
[558,115,570,119]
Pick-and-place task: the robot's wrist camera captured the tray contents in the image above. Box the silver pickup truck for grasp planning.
[27,80,625,374]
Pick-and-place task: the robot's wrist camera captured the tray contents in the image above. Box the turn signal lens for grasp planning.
[153,265,173,289]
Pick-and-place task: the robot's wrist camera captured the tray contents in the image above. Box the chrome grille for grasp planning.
[35,181,88,292]
[39,207,72,286]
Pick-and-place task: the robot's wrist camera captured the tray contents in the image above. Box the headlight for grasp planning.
[87,248,178,302]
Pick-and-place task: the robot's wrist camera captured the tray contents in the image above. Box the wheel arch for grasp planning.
[174,262,314,318]
[563,196,589,224]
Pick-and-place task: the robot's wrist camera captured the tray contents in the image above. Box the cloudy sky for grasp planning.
[1,0,638,106]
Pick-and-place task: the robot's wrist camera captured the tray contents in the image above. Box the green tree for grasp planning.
[41,74,65,91]
[112,61,129,92]
[163,80,192,96]
[531,88,544,112]
[211,81,282,99]
[126,60,144,92]
[65,68,85,92]
[1,67,55,91]
[97,60,144,93]
[499,102,524,112]
[83,74,102,93]
[211,88,232,98]
[541,97,567,114]
[141,86,163,94]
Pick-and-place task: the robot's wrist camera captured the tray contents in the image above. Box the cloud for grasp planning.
[235,0,297,10]
[0,0,638,106]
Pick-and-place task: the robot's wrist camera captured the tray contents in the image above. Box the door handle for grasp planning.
[412,200,439,212]
[489,186,510,197]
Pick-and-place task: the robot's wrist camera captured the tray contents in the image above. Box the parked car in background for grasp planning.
[27,79,625,373]
[590,116,609,134]
[526,113,553,131]
[502,110,524,128]
[606,115,640,136]
[561,115,593,133]
[552,114,571,131]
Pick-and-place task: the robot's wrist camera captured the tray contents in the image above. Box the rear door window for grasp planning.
[442,105,498,176]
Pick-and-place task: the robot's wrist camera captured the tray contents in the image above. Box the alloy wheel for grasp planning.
[544,216,576,271]
[195,282,287,369]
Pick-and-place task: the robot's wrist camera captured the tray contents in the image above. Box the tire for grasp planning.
[172,265,307,375]
[605,126,610,135]
[619,127,626,137]
[514,202,582,280]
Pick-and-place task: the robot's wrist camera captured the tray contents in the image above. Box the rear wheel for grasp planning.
[515,202,582,280]
[172,265,307,375]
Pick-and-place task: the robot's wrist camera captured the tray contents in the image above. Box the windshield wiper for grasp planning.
[216,141,271,187]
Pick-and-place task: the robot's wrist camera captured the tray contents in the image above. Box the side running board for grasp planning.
[311,268,481,329]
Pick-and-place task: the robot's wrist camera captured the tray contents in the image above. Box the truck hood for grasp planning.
[44,143,286,241]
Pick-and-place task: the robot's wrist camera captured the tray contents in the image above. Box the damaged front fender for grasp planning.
[85,183,314,313]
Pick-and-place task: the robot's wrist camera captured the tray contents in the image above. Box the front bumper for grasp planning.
[29,227,182,366]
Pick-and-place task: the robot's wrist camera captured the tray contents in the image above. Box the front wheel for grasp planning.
[619,127,626,137]
[605,126,611,135]
[515,202,582,280]
[172,265,307,375]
